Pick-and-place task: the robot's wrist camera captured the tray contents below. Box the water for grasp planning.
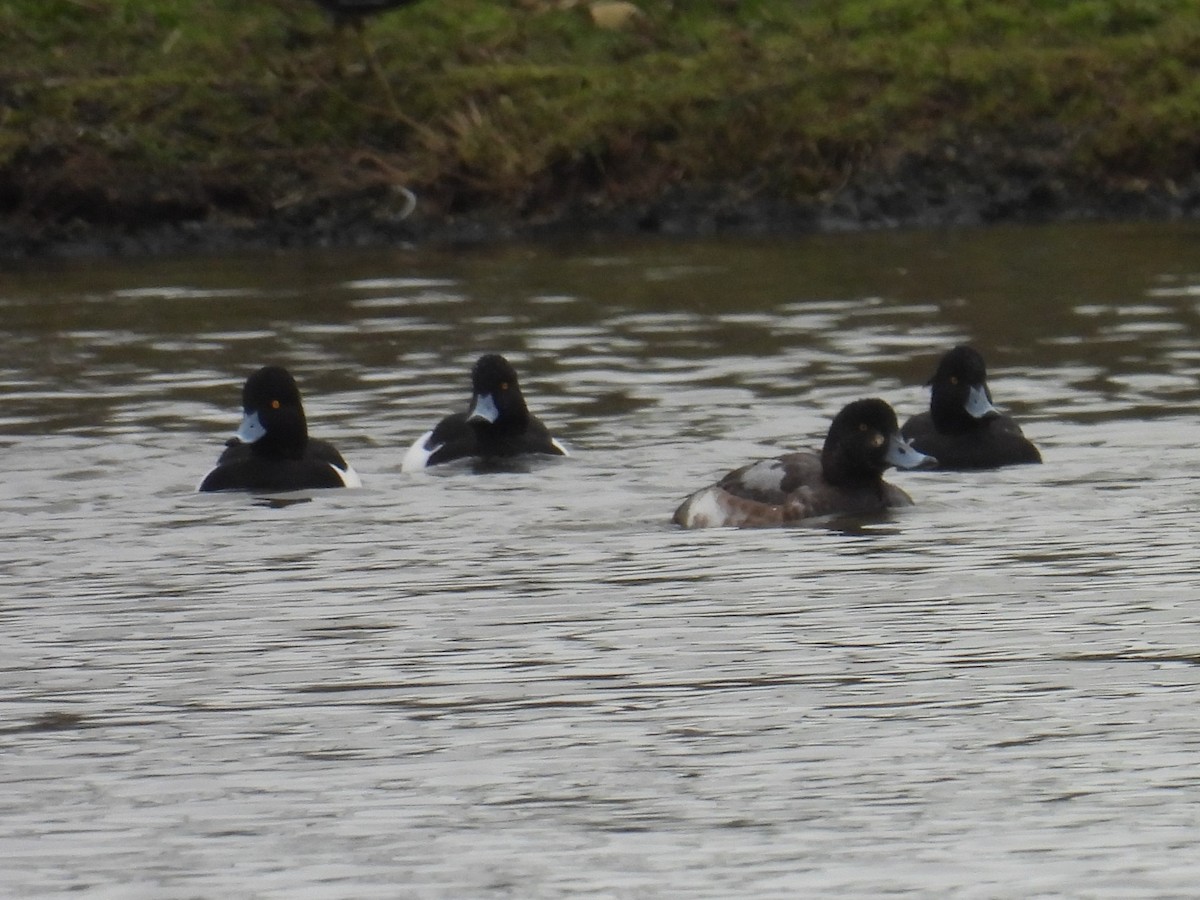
[2,223,1200,897]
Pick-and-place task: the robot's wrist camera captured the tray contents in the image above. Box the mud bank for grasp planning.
[5,142,1199,261]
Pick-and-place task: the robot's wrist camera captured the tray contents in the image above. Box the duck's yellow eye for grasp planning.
[500,382,509,391]
[271,399,281,409]
[859,423,868,432]
[950,376,959,385]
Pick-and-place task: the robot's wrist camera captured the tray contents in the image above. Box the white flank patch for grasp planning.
[401,430,439,473]
[551,437,570,456]
[333,463,363,488]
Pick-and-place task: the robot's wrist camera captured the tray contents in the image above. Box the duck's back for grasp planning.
[216,436,349,469]
[198,456,353,492]
[674,452,911,528]
[902,412,1041,469]
[403,412,566,471]
[403,413,478,471]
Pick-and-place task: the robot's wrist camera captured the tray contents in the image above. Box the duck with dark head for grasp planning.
[901,345,1041,470]
[199,366,360,492]
[673,398,934,529]
[403,354,568,472]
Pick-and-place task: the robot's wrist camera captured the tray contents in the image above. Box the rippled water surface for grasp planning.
[4,223,1200,897]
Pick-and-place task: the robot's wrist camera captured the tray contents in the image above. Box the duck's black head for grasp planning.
[466,354,530,435]
[928,345,999,433]
[235,365,309,459]
[822,398,933,486]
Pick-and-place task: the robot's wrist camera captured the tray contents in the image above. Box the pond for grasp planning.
[3,222,1200,897]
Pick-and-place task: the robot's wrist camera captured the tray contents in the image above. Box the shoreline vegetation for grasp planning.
[4,0,1200,258]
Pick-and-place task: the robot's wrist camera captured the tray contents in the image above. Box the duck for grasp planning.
[901,345,1041,469]
[673,398,934,529]
[198,366,361,492]
[402,354,568,472]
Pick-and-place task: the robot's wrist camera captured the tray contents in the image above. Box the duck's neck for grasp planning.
[254,415,308,460]
[821,448,884,491]
[931,393,986,434]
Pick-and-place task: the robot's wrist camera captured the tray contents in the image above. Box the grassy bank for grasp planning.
[4,0,1200,249]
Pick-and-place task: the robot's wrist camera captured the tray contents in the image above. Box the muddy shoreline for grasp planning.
[6,147,1200,261]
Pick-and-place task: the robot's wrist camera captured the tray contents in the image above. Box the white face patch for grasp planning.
[401,430,439,473]
[235,410,266,444]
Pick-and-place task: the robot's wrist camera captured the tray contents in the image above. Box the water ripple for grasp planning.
[3,225,1200,897]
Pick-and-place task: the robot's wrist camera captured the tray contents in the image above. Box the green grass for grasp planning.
[3,0,1200,224]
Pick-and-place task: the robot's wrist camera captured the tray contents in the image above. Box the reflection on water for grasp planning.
[2,223,1200,896]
